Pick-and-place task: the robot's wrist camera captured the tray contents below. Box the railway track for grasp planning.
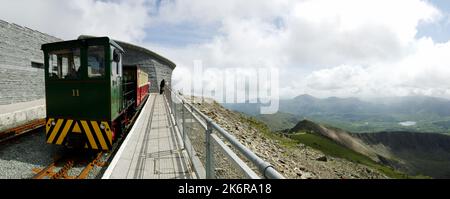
[30,101,145,179]
[32,152,105,179]
[0,119,45,144]
[0,96,148,179]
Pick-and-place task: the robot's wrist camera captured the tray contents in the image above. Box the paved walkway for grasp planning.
[0,99,45,115]
[0,99,45,132]
[103,93,192,179]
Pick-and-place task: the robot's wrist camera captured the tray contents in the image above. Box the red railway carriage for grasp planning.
[136,68,150,107]
[123,65,150,109]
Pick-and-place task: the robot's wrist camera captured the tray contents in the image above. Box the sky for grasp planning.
[1,0,450,100]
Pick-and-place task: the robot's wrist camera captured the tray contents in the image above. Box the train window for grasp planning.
[48,48,81,79]
[48,54,58,78]
[87,46,105,78]
[113,49,121,62]
[111,48,121,76]
[111,48,117,76]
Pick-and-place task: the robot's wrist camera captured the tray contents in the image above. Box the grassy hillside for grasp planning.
[288,132,416,179]
[256,112,299,131]
[240,115,417,178]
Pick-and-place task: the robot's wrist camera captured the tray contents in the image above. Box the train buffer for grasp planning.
[102,93,193,179]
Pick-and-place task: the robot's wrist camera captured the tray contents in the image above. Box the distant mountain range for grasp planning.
[223,95,450,133]
[224,95,450,178]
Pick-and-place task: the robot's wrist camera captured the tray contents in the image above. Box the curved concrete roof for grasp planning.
[78,35,176,69]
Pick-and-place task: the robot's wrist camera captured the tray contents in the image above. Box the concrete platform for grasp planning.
[0,99,45,132]
[102,93,192,179]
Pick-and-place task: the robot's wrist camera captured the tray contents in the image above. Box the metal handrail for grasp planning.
[165,88,285,179]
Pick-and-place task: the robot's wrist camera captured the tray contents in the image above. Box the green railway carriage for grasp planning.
[42,37,147,150]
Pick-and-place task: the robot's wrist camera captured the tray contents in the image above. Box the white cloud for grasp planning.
[282,0,441,67]
[153,0,446,100]
[1,0,448,100]
[0,0,151,42]
[305,65,369,91]
[303,37,450,99]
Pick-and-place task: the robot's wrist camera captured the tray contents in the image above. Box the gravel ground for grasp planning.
[0,128,62,179]
[66,152,109,179]
[0,128,112,179]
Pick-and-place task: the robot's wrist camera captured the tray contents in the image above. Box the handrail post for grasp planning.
[174,102,177,124]
[205,120,215,179]
[172,98,175,120]
[181,100,186,149]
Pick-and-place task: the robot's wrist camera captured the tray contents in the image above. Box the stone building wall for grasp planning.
[153,60,173,93]
[117,42,174,93]
[0,19,61,105]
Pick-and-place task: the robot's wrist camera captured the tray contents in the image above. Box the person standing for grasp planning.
[160,79,165,94]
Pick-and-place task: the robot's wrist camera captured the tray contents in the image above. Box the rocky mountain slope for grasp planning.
[190,97,388,179]
[288,120,381,162]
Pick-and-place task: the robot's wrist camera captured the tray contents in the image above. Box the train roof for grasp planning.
[41,36,124,52]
